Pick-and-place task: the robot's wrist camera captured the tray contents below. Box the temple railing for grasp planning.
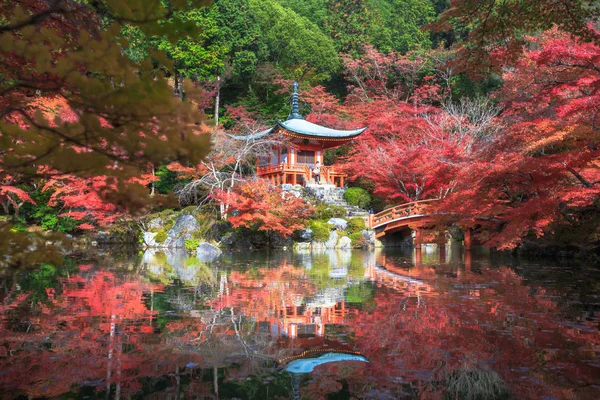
[256,163,347,186]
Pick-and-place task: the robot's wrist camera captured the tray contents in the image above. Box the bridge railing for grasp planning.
[370,199,440,228]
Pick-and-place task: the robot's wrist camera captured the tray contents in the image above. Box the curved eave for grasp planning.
[227,127,274,141]
[277,119,367,140]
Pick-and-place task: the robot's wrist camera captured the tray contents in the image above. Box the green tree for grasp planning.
[248,0,340,81]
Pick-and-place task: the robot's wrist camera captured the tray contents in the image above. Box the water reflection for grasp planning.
[0,247,599,399]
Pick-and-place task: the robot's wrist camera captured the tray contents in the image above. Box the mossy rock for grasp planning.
[155,229,168,244]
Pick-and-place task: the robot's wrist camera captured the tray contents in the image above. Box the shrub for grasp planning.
[185,238,200,252]
[154,229,168,243]
[350,232,366,248]
[309,220,331,242]
[315,204,347,220]
[347,217,366,233]
[344,187,371,208]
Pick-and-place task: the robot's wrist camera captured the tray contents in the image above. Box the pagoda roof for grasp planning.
[277,118,366,139]
[229,82,367,142]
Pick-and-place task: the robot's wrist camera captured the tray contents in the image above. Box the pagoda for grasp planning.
[235,82,367,187]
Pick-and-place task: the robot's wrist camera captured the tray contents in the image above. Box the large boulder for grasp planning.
[147,217,163,230]
[325,231,338,249]
[168,215,200,238]
[196,242,222,262]
[163,233,191,249]
[143,232,159,247]
[337,236,352,249]
[328,218,348,231]
[362,230,376,246]
[295,228,313,242]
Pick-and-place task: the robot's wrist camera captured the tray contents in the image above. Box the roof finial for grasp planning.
[288,81,303,120]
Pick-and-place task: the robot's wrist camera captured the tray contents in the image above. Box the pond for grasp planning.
[0,245,599,399]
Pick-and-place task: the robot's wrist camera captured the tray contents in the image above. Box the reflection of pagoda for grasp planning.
[213,265,349,340]
[234,82,367,187]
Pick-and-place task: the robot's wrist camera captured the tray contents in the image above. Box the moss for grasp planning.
[348,217,366,233]
[309,220,330,242]
[163,219,175,232]
[155,229,168,244]
[158,209,176,218]
[344,187,371,208]
[181,206,198,215]
[185,238,200,252]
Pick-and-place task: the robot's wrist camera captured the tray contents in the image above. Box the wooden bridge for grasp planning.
[367,199,473,250]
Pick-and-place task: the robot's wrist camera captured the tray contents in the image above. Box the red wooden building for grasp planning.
[237,82,367,187]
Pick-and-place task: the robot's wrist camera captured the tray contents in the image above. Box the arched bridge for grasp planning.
[367,199,473,249]
[368,199,439,237]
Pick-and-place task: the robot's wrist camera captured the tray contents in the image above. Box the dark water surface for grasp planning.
[1,246,599,399]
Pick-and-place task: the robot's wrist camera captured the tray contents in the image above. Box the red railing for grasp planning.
[371,199,440,228]
[257,163,346,185]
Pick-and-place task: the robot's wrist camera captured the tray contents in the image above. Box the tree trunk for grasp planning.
[214,75,221,126]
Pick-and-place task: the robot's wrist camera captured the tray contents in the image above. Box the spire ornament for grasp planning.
[288,81,303,120]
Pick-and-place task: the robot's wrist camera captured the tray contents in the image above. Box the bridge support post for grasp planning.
[465,249,472,271]
[414,228,422,250]
[368,214,373,229]
[464,228,472,251]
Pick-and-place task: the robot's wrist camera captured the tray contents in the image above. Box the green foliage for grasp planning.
[154,165,181,195]
[344,187,371,208]
[185,238,200,252]
[350,232,366,247]
[348,217,366,233]
[248,0,340,81]
[155,229,168,244]
[345,283,374,303]
[314,204,347,220]
[309,220,331,242]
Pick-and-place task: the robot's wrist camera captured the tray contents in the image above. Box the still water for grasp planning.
[0,246,599,399]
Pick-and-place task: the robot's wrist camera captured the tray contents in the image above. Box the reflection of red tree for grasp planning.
[342,264,600,399]
[0,268,203,398]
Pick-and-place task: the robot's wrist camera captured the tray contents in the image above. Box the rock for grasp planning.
[374,239,384,248]
[168,215,200,238]
[220,232,235,247]
[337,236,352,249]
[143,231,158,247]
[311,242,326,251]
[294,242,311,251]
[164,233,191,249]
[328,218,348,230]
[147,217,163,230]
[196,242,222,262]
[296,228,313,242]
[325,231,338,249]
[362,229,376,245]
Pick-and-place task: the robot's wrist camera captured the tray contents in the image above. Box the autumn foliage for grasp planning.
[213,179,313,236]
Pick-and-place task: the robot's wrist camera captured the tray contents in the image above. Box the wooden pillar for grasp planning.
[415,248,422,266]
[282,173,287,184]
[465,249,472,271]
[464,228,472,251]
[414,228,422,249]
[339,175,344,188]
[292,173,297,185]
[368,214,373,228]
[277,148,281,165]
